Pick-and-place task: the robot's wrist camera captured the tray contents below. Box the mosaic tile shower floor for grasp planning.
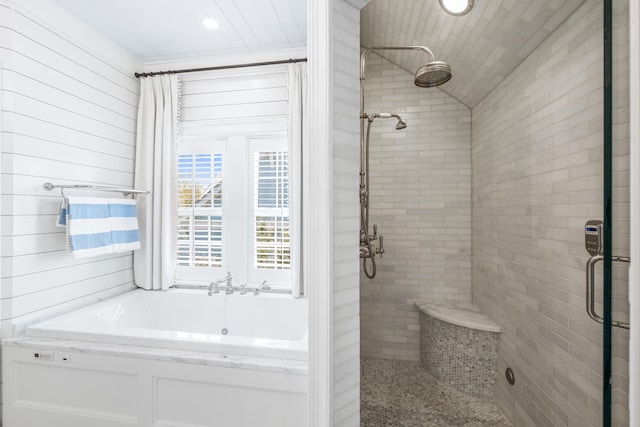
[361,358,513,427]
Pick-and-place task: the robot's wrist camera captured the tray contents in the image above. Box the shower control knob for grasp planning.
[377,235,384,256]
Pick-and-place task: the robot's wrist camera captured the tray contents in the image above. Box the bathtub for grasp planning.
[26,288,308,360]
[3,288,309,427]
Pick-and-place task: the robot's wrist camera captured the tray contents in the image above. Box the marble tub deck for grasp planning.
[2,336,308,375]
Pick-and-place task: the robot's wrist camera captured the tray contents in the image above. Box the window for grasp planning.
[176,136,292,287]
[176,66,299,291]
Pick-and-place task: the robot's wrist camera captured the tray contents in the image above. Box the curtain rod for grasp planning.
[135,57,307,78]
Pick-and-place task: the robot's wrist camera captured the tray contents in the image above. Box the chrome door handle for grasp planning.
[585,254,630,329]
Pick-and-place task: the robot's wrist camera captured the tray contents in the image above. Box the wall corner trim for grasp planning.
[307,0,335,426]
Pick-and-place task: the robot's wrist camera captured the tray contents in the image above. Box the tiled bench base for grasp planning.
[415,301,501,400]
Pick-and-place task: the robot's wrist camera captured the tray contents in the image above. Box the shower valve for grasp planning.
[377,235,384,256]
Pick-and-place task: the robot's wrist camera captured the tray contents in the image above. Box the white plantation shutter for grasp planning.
[177,152,223,268]
[253,150,290,271]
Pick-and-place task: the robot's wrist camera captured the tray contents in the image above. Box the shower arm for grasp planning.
[360,46,435,118]
[359,46,435,189]
[359,46,435,276]
[359,46,435,192]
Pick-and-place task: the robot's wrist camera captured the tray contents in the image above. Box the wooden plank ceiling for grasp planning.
[53,0,589,107]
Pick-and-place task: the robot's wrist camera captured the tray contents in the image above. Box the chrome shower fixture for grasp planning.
[359,45,451,279]
[360,46,452,89]
[415,61,452,87]
[369,112,407,130]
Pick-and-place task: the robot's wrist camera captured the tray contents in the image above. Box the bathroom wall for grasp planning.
[331,1,362,424]
[360,54,472,360]
[472,0,629,425]
[0,0,141,332]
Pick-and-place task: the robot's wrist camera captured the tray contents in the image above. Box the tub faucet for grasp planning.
[208,272,232,296]
[253,280,270,296]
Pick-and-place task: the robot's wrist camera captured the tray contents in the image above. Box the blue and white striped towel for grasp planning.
[57,197,140,258]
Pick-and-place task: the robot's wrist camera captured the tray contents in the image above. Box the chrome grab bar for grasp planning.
[585,254,630,329]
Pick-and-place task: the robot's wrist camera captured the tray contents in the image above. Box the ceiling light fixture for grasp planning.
[202,18,219,30]
[439,0,474,16]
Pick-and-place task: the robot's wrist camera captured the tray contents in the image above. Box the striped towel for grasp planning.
[57,197,140,258]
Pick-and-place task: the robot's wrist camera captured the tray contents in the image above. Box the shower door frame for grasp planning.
[629,1,640,425]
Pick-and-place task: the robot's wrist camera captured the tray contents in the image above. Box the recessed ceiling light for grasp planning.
[439,0,474,16]
[203,18,219,30]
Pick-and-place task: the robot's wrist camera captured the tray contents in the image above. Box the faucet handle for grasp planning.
[253,280,270,296]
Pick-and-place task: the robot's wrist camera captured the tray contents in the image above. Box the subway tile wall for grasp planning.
[360,54,472,361]
[472,0,629,426]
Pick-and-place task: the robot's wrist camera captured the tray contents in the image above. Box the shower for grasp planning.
[360,46,451,278]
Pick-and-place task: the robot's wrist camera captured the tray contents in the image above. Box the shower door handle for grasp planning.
[585,254,630,329]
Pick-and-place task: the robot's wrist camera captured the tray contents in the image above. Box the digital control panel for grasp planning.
[585,220,603,256]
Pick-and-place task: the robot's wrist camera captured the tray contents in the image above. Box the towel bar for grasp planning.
[44,182,150,196]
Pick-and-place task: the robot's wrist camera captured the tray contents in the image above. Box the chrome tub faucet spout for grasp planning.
[208,272,232,296]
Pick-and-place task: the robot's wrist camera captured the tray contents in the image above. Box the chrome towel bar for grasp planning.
[44,182,150,197]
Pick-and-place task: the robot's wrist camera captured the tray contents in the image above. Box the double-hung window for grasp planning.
[176,67,295,290]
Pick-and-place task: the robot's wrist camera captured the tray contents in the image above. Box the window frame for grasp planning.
[175,129,293,290]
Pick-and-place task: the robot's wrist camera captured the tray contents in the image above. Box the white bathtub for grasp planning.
[4,288,309,426]
[26,288,308,360]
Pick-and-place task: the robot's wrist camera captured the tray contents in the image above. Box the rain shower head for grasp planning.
[415,61,452,88]
[360,46,452,90]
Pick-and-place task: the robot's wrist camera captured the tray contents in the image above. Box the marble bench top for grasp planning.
[414,301,501,333]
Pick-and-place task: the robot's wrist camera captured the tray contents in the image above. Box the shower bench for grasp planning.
[414,301,501,400]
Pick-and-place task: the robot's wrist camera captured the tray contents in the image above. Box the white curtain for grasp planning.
[134,74,179,291]
[288,62,307,298]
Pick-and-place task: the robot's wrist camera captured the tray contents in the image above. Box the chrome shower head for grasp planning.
[415,61,452,88]
[395,118,407,130]
[361,46,452,90]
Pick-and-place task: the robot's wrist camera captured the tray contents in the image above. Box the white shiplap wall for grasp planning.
[0,0,141,335]
[331,1,362,425]
[178,65,289,137]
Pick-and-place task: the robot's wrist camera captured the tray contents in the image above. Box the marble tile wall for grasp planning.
[472,0,630,425]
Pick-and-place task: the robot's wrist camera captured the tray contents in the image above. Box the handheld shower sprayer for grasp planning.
[369,112,407,131]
